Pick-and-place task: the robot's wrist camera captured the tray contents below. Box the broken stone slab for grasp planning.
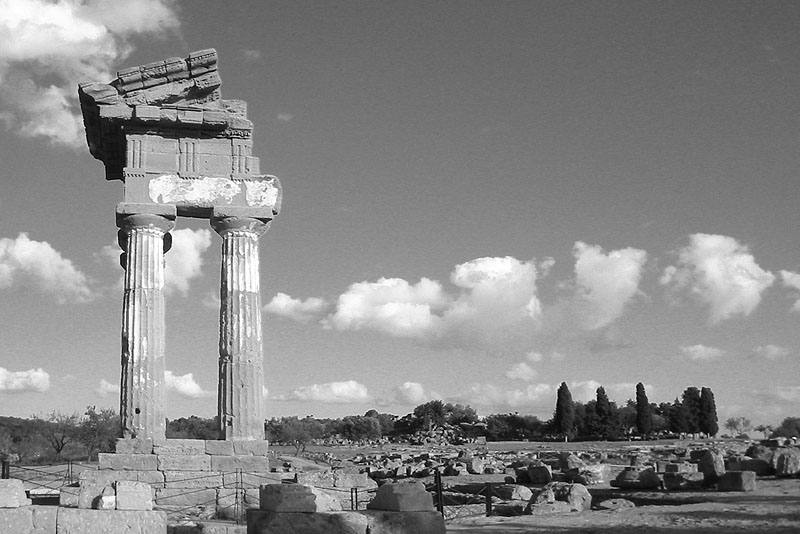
[60,483,80,508]
[698,449,726,483]
[528,482,591,512]
[153,439,207,455]
[594,498,635,511]
[245,510,445,534]
[366,482,434,512]
[611,467,661,490]
[717,471,757,492]
[663,471,705,491]
[527,463,552,484]
[32,504,57,531]
[56,508,167,534]
[0,507,33,532]
[116,438,155,454]
[772,447,800,477]
[98,453,158,471]
[259,484,342,512]
[0,479,31,508]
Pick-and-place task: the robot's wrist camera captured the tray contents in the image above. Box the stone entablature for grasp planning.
[79,48,281,219]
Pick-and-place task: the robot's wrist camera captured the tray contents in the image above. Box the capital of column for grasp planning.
[116,202,177,233]
[210,207,272,237]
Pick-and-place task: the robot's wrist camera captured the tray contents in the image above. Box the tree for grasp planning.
[699,387,718,436]
[444,403,479,426]
[668,397,690,433]
[635,383,652,436]
[78,406,119,461]
[413,400,446,431]
[681,387,702,433]
[595,387,613,437]
[754,424,773,438]
[265,416,324,455]
[484,413,543,441]
[724,417,752,437]
[554,382,575,440]
[339,415,382,442]
[772,417,800,439]
[167,416,218,439]
[33,411,80,457]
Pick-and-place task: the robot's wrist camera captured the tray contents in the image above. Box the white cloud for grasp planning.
[241,49,261,61]
[461,383,554,411]
[570,242,647,331]
[264,292,328,323]
[276,113,293,123]
[96,378,119,398]
[752,344,789,360]
[0,233,94,303]
[275,380,371,403]
[505,362,537,381]
[0,367,49,392]
[165,370,213,399]
[526,351,544,363]
[0,0,180,146]
[391,382,438,405]
[325,256,543,350]
[661,234,775,323]
[680,344,726,361]
[165,228,212,295]
[780,270,800,312]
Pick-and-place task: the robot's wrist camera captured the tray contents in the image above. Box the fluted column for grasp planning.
[211,209,271,440]
[116,203,176,440]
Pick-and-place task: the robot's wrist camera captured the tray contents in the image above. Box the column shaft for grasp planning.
[214,217,269,440]
[118,210,174,440]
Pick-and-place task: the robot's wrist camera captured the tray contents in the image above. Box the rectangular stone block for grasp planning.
[0,479,31,507]
[206,440,234,456]
[203,110,228,126]
[222,470,283,489]
[196,138,233,156]
[177,109,204,124]
[79,469,160,486]
[197,154,233,175]
[153,439,207,455]
[718,471,757,492]
[143,152,178,172]
[60,483,80,508]
[98,453,158,471]
[116,480,154,510]
[78,478,114,510]
[163,470,223,488]
[56,508,166,534]
[134,105,161,121]
[0,507,32,533]
[361,510,446,534]
[158,454,211,471]
[31,505,57,531]
[155,488,217,508]
[116,438,154,454]
[211,455,270,473]
[245,156,260,174]
[232,440,269,456]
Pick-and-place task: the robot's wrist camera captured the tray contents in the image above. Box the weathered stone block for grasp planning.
[0,507,32,533]
[259,484,342,512]
[663,472,705,490]
[664,462,697,473]
[772,448,800,477]
[740,458,773,476]
[135,105,160,121]
[158,454,211,471]
[361,510,446,534]
[718,471,757,492]
[698,449,726,482]
[528,482,591,512]
[232,440,269,456]
[56,508,166,534]
[153,439,208,455]
[0,479,31,508]
[143,152,178,172]
[116,480,154,510]
[367,482,433,512]
[197,154,233,175]
[155,488,217,508]
[78,479,114,510]
[98,453,158,471]
[211,455,270,473]
[246,509,368,534]
[222,470,283,488]
[31,505,57,531]
[163,470,223,488]
[178,109,204,124]
[527,464,552,484]
[610,467,661,490]
[60,483,80,508]
[206,440,234,456]
[116,438,154,454]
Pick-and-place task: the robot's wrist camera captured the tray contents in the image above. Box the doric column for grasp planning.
[116,203,176,440]
[211,208,272,440]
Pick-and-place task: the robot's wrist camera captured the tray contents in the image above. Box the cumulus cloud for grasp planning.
[240,48,261,61]
[0,367,49,392]
[0,0,180,146]
[505,362,537,381]
[680,344,726,361]
[96,378,119,397]
[275,380,371,403]
[661,234,775,323]
[264,292,328,323]
[0,233,94,302]
[752,344,789,360]
[165,370,213,399]
[165,228,212,295]
[780,270,800,312]
[391,381,440,405]
[325,256,544,350]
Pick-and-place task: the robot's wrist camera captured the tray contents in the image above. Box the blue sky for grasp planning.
[1,0,800,427]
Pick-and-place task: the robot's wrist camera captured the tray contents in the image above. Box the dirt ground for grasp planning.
[446,478,800,533]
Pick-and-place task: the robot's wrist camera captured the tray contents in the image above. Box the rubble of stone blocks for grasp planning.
[246,482,445,534]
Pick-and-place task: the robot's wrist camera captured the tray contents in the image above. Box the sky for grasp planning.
[1,0,800,428]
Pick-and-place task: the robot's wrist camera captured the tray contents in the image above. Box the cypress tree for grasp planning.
[681,387,702,433]
[699,387,719,436]
[635,382,652,436]
[554,382,575,440]
[668,397,690,433]
[595,386,612,437]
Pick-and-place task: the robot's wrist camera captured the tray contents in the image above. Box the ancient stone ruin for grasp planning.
[78,49,281,442]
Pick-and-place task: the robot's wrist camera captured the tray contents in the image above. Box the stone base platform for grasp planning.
[0,506,165,534]
[63,439,291,519]
[246,510,446,534]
